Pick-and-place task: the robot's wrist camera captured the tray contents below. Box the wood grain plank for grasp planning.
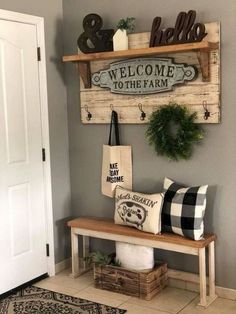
[63,41,217,62]
[67,217,216,248]
[80,51,219,92]
[81,104,220,124]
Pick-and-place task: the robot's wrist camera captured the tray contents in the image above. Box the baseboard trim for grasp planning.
[55,258,71,274]
[55,258,236,301]
[168,268,236,301]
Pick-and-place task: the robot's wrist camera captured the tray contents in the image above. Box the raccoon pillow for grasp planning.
[114,186,164,234]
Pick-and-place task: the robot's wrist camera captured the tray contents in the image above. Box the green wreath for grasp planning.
[146,103,204,161]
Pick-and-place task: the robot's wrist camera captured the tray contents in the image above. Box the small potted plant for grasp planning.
[84,251,121,267]
[113,17,136,51]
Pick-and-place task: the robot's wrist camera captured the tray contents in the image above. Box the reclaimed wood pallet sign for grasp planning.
[80,22,220,124]
[63,17,220,124]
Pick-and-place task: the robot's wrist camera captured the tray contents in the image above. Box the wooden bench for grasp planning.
[67,217,217,308]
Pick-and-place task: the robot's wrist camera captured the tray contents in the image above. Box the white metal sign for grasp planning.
[92,57,197,95]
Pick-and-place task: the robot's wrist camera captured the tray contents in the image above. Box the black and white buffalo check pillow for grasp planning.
[162,178,208,240]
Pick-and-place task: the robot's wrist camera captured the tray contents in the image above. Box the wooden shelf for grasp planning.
[63,41,218,62]
[63,41,219,87]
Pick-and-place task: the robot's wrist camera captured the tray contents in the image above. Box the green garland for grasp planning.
[146,103,204,161]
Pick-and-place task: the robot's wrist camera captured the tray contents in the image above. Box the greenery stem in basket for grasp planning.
[84,251,121,267]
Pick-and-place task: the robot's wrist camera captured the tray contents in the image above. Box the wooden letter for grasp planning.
[150,10,208,47]
[150,17,163,47]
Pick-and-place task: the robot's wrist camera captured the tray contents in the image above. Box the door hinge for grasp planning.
[42,148,46,162]
[46,243,50,257]
[37,47,41,61]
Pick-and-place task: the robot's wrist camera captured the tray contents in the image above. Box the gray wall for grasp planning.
[0,0,71,263]
[63,0,236,289]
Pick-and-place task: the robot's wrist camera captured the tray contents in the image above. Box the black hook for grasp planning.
[84,105,92,121]
[138,103,146,121]
[202,101,210,120]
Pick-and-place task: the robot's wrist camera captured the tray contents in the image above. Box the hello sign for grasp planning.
[150,10,207,47]
[92,58,197,95]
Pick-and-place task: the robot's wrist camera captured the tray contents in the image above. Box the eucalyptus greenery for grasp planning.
[84,251,121,267]
[117,17,136,33]
[146,103,204,161]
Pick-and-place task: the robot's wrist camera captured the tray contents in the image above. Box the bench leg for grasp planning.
[198,242,217,308]
[209,241,217,299]
[71,227,79,278]
[199,247,207,307]
[82,236,90,269]
[70,229,91,278]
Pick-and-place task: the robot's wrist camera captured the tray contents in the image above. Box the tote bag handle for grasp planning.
[108,110,120,146]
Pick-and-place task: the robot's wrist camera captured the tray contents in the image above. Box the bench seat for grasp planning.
[68,217,215,249]
[67,217,217,308]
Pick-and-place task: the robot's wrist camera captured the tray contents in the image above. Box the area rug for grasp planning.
[0,286,126,314]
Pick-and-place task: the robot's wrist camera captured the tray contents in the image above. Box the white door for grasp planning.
[0,19,48,294]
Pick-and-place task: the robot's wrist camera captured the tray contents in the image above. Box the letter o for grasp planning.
[145,65,153,76]
[118,81,123,89]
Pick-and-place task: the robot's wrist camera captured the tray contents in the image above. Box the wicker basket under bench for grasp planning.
[67,217,217,308]
[94,261,168,300]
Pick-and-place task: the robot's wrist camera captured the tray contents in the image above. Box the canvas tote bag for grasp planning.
[101,110,132,197]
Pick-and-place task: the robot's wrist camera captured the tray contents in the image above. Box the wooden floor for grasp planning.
[34,268,236,314]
